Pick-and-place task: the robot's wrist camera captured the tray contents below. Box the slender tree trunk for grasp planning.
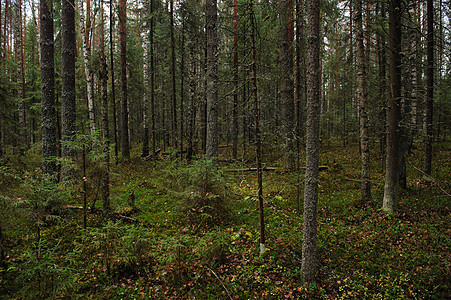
[61,0,76,180]
[205,0,218,159]
[150,0,156,162]
[110,0,118,164]
[40,0,57,176]
[424,0,433,175]
[302,0,320,286]
[249,0,265,255]
[180,19,185,158]
[355,0,370,201]
[383,0,402,215]
[142,20,150,157]
[14,0,26,152]
[78,0,95,136]
[119,0,130,159]
[280,0,295,170]
[170,0,177,150]
[376,0,387,157]
[295,0,305,150]
[99,0,109,210]
[232,0,239,160]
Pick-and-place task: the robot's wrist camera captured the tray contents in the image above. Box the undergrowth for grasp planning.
[0,141,449,299]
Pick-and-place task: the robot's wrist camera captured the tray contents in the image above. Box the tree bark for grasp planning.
[99,0,110,210]
[110,0,118,164]
[14,0,26,151]
[355,0,370,201]
[232,0,239,160]
[170,0,177,150]
[40,0,57,176]
[383,0,402,215]
[142,18,150,157]
[302,0,320,286]
[78,0,96,137]
[295,0,305,150]
[61,0,76,180]
[424,0,433,175]
[280,0,295,170]
[205,0,218,159]
[119,0,130,159]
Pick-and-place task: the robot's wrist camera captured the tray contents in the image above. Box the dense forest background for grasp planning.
[0,0,450,298]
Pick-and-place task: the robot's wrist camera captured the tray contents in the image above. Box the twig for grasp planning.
[205,266,233,300]
[406,158,451,197]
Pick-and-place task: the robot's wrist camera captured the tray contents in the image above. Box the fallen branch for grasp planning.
[64,206,149,227]
[205,266,233,300]
[406,158,451,197]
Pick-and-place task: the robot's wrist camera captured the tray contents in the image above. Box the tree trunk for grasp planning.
[424,0,433,175]
[280,0,295,170]
[170,0,177,150]
[355,0,370,201]
[61,0,76,180]
[376,0,387,158]
[119,0,130,159]
[142,18,150,157]
[150,0,156,163]
[295,0,305,151]
[232,0,239,160]
[78,0,95,136]
[250,0,265,255]
[110,0,118,164]
[205,0,218,159]
[14,0,26,152]
[40,0,57,176]
[383,0,402,215]
[99,0,110,210]
[302,0,320,286]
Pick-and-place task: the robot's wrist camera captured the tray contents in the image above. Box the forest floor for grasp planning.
[0,140,450,299]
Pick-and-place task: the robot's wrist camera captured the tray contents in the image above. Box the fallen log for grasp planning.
[144,148,161,161]
[226,166,329,172]
[64,206,148,227]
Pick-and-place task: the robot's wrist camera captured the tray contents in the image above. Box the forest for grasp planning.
[0,0,450,298]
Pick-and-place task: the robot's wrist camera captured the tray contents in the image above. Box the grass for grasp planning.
[0,140,449,299]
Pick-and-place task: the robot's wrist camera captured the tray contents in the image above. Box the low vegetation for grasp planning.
[0,140,449,299]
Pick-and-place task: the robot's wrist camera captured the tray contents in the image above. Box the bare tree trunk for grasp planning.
[295,0,305,150]
[150,0,156,162]
[110,0,118,164]
[99,0,109,210]
[383,0,402,215]
[424,0,433,175]
[302,0,320,286]
[232,0,239,160]
[119,0,130,159]
[40,0,57,176]
[142,17,150,157]
[61,0,76,180]
[280,0,295,170]
[376,0,387,158]
[355,0,370,201]
[205,0,218,159]
[14,0,26,152]
[78,0,96,136]
[249,0,265,255]
[180,18,185,158]
[170,0,177,150]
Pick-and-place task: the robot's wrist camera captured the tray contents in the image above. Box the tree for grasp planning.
[40,0,57,176]
[170,0,177,150]
[382,0,402,215]
[119,0,130,159]
[110,0,118,163]
[99,0,110,210]
[232,0,239,160]
[280,0,295,170]
[302,0,320,286]
[424,0,433,175]
[355,0,370,201]
[205,0,218,160]
[142,17,150,157]
[78,0,95,136]
[61,0,76,180]
[250,0,265,255]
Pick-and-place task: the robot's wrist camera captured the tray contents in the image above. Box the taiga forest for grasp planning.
[0,0,450,298]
